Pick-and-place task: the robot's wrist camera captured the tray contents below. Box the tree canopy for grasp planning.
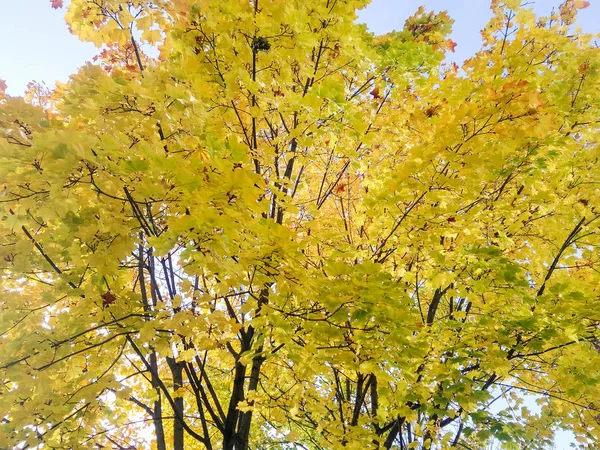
[1,0,600,448]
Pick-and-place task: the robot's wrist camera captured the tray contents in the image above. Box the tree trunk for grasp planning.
[168,356,185,450]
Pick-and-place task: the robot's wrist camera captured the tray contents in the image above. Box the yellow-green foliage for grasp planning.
[1,1,599,449]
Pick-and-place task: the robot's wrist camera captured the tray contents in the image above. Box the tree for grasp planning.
[1,0,599,448]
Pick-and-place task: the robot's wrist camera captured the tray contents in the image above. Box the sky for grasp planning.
[0,0,598,447]
[360,0,600,63]
[1,0,599,96]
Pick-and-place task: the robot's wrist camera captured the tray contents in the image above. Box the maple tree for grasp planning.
[1,0,600,448]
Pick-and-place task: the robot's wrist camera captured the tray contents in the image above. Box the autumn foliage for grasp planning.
[1,1,600,449]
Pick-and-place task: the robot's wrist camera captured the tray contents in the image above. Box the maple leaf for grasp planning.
[578,62,589,73]
[334,183,347,194]
[424,104,442,117]
[446,39,457,52]
[101,292,116,307]
[370,85,381,99]
[49,0,63,8]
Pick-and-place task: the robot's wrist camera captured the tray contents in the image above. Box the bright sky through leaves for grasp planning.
[1,1,598,96]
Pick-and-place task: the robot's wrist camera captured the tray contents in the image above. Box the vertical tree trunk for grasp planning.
[236,352,265,449]
[150,352,167,450]
[168,356,185,450]
[139,243,166,450]
[222,359,247,450]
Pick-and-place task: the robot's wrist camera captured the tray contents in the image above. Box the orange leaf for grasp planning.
[446,39,457,53]
[370,86,381,99]
[335,183,347,194]
[578,62,589,74]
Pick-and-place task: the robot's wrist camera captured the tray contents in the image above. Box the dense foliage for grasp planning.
[1,0,600,448]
